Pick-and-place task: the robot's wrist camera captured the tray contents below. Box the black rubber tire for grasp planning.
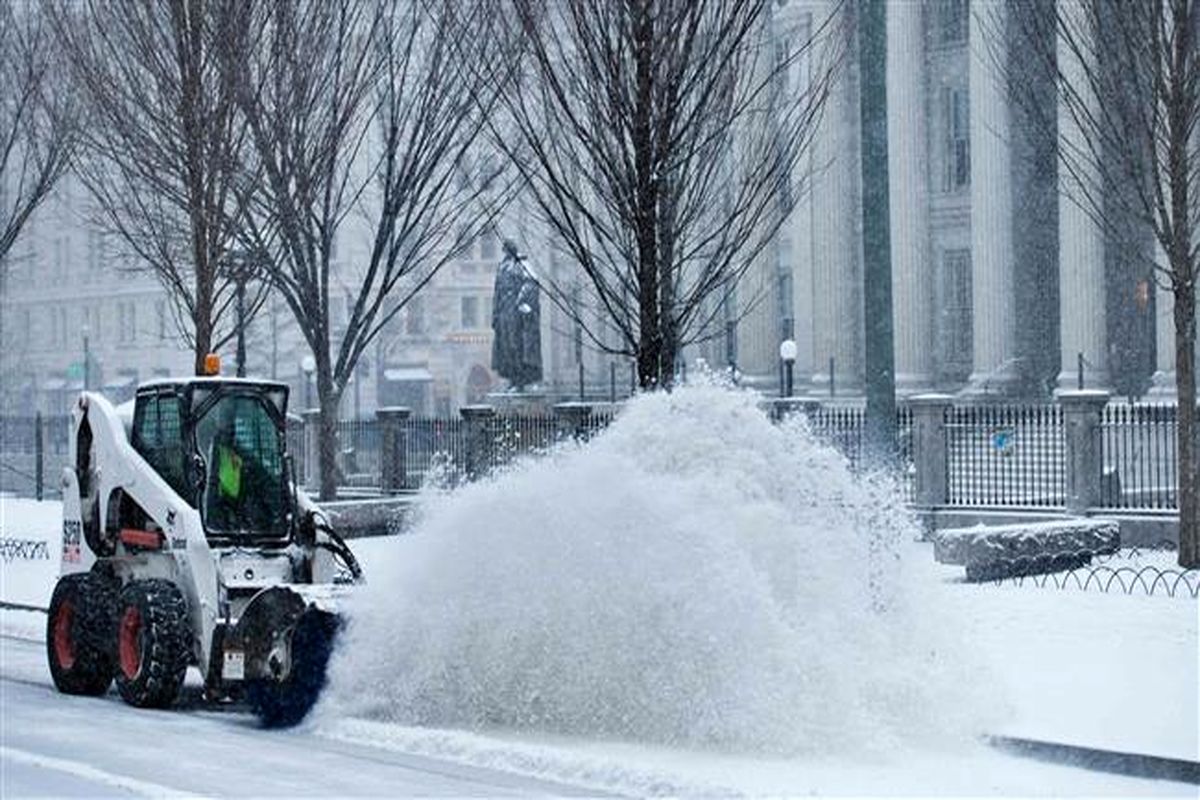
[113,579,191,709]
[245,610,339,728]
[46,573,117,695]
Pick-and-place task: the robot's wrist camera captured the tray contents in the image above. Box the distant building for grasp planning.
[0,175,193,415]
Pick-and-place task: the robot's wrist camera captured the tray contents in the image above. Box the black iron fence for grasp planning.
[0,397,1187,516]
[805,405,915,502]
[946,404,1064,508]
[1098,403,1177,510]
[406,417,468,486]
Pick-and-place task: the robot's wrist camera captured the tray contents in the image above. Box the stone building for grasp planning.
[689,0,1189,401]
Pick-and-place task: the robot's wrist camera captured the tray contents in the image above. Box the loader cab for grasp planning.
[132,378,292,546]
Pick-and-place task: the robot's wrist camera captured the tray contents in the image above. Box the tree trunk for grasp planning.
[632,0,660,392]
[1174,284,1197,568]
[315,354,342,502]
[192,308,213,376]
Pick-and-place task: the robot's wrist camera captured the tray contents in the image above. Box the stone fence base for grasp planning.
[918,507,1180,550]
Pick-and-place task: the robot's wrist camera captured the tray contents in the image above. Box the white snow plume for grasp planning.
[320,382,1001,755]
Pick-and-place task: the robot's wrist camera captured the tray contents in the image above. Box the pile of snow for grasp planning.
[320,382,1000,755]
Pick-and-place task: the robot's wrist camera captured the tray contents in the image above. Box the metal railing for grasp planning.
[946,404,1064,507]
[336,419,382,489]
[0,397,1185,516]
[487,414,560,472]
[405,417,467,486]
[1098,403,1178,510]
[808,406,865,466]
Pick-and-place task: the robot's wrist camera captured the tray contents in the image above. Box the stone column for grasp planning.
[1059,390,1108,515]
[909,394,953,508]
[810,7,863,397]
[965,3,1020,396]
[376,406,411,494]
[887,0,933,394]
[1056,0,1108,390]
[460,405,496,480]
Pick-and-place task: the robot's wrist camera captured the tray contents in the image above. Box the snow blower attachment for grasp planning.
[47,369,362,726]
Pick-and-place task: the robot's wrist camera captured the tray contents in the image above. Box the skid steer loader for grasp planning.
[46,359,362,726]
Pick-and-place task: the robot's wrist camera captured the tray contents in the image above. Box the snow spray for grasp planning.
[320,382,999,755]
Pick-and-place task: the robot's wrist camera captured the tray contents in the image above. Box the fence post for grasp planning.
[376,406,411,494]
[554,401,592,441]
[302,410,322,493]
[1059,390,1109,515]
[35,412,44,501]
[909,394,953,509]
[460,405,496,480]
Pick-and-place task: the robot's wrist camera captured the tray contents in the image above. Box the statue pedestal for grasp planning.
[486,390,550,416]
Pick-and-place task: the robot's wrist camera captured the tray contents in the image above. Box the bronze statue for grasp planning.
[491,239,543,390]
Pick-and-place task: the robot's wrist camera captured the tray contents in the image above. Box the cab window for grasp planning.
[132,391,189,500]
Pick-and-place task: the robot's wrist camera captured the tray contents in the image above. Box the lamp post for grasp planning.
[235,274,247,377]
[779,339,797,397]
[81,325,91,391]
[301,355,316,411]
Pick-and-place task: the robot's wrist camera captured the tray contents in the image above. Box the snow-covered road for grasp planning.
[0,637,596,798]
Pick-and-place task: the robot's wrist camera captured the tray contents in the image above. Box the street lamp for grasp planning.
[301,355,316,411]
[779,339,797,398]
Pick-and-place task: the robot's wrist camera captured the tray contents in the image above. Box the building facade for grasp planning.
[3,0,1194,417]
[707,0,1189,401]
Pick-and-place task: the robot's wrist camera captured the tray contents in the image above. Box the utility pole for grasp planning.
[859,0,896,463]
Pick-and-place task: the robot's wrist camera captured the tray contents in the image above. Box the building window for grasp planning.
[87,230,103,280]
[54,238,65,281]
[479,155,497,192]
[941,86,970,192]
[723,283,738,367]
[933,0,968,46]
[156,300,167,341]
[405,297,425,335]
[775,37,791,95]
[460,295,479,329]
[456,225,473,261]
[480,232,498,261]
[936,249,973,381]
[118,302,137,343]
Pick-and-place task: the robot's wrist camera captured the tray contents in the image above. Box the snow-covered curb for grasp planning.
[317,718,729,797]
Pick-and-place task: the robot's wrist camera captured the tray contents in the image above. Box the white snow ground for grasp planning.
[2,382,1197,797]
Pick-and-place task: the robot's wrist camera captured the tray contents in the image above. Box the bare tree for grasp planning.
[50,0,262,375]
[234,0,508,500]
[0,0,74,267]
[490,0,842,388]
[988,1,1199,568]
